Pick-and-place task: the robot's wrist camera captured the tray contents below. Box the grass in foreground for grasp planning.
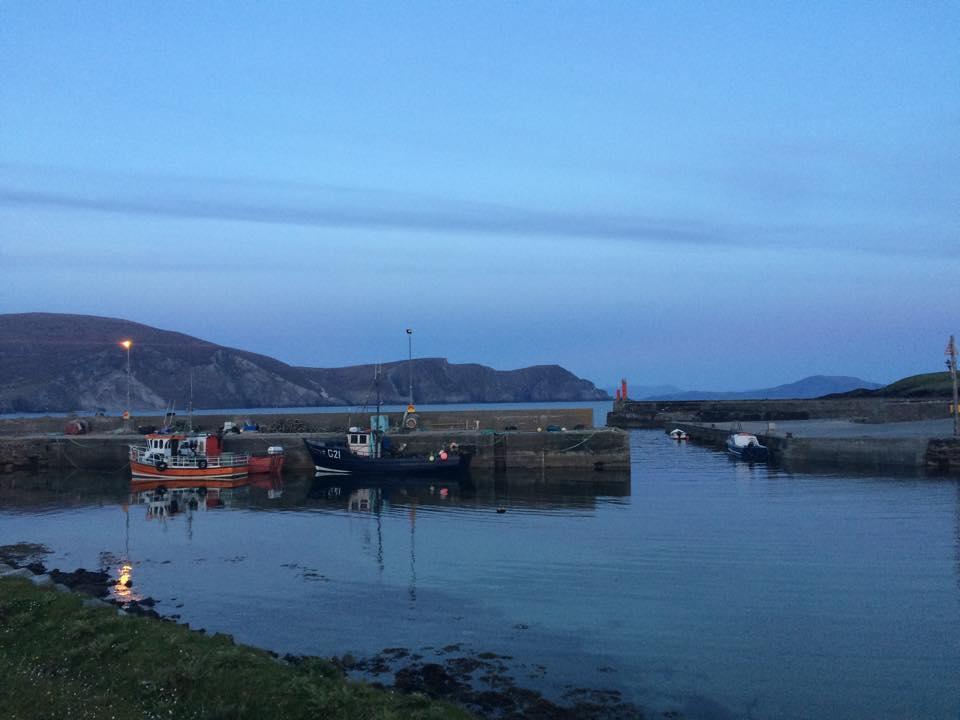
[0,577,473,720]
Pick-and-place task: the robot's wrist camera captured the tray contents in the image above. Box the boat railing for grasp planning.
[129,446,249,468]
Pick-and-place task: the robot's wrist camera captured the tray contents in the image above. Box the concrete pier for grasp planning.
[670,419,960,473]
[608,398,951,429]
[0,408,629,477]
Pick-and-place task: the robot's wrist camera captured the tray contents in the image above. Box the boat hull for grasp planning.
[304,439,471,476]
[725,442,769,462]
[130,460,249,480]
[249,454,284,475]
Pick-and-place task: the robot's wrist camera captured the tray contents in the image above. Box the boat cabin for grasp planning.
[142,433,223,462]
[346,428,378,458]
[728,432,761,448]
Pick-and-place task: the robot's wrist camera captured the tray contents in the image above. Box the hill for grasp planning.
[823,372,954,399]
[0,313,608,413]
[643,375,882,400]
[301,358,607,406]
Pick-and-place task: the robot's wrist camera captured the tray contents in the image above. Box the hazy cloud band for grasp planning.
[0,166,952,257]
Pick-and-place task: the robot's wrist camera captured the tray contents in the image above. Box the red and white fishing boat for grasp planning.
[129,432,249,480]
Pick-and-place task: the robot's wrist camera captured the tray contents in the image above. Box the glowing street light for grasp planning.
[120,339,132,419]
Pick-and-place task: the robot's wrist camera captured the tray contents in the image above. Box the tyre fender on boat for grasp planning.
[198,458,208,469]
[155,460,168,472]
[448,442,459,452]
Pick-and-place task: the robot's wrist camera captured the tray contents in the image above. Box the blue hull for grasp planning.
[726,442,769,462]
[304,439,471,477]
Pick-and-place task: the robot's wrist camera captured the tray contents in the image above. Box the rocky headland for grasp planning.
[0,313,608,413]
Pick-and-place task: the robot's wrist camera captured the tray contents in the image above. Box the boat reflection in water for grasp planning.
[309,473,459,511]
[309,473,460,600]
[130,475,285,520]
[307,468,629,515]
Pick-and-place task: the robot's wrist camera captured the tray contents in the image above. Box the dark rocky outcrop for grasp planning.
[0,313,608,413]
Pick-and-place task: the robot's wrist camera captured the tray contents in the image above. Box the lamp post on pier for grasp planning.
[406,328,414,411]
[120,339,133,421]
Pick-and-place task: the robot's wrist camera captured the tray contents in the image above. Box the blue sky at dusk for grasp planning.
[1,2,957,391]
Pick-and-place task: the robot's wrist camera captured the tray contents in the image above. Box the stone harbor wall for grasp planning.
[0,427,629,475]
[669,421,959,473]
[608,398,950,429]
[0,407,594,436]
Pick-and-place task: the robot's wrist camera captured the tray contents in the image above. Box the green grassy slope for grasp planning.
[0,577,471,720]
[825,372,955,399]
[876,372,954,398]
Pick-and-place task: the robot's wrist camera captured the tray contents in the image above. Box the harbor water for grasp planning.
[1,429,958,718]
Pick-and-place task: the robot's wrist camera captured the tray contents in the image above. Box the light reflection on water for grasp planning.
[1,430,959,719]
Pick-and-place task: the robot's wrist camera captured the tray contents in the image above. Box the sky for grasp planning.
[1,2,957,391]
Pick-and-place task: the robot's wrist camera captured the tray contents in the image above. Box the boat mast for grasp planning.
[188,364,194,433]
[948,335,959,437]
[375,363,382,458]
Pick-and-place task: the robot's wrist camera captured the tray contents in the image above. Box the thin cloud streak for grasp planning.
[0,169,952,257]
[0,186,718,245]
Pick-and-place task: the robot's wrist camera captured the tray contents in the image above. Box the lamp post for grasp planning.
[120,339,132,419]
[406,328,414,411]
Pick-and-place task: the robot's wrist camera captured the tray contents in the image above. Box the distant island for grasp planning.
[0,313,609,413]
[625,373,955,402]
[637,375,883,401]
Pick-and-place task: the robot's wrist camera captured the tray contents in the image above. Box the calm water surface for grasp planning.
[2,430,958,719]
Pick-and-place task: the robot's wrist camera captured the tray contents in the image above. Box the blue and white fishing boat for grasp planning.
[725,432,769,462]
[304,431,471,477]
[303,361,470,477]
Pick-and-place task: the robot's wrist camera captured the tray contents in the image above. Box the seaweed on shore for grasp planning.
[334,645,652,720]
[0,541,51,565]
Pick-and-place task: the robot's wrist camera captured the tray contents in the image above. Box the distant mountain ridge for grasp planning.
[0,313,608,413]
[642,375,882,400]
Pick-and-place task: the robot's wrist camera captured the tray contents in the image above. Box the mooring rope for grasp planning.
[52,439,82,470]
[556,431,601,453]
[53,437,131,472]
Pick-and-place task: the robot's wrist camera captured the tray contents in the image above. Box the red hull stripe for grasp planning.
[130,462,248,480]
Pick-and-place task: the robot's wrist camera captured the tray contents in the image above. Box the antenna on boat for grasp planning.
[374,363,382,459]
[947,335,958,437]
[188,364,194,433]
[376,362,381,416]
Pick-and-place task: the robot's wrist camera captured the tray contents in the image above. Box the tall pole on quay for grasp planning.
[120,339,133,422]
[948,335,958,437]
[406,328,414,410]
